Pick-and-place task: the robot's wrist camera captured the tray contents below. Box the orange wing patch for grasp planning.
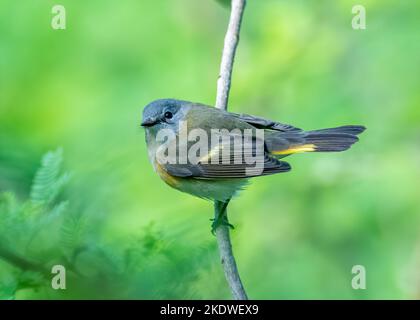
[155,161,180,188]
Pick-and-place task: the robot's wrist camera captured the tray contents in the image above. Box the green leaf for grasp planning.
[60,211,85,256]
[30,148,70,206]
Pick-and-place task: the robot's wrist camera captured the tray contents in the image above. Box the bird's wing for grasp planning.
[229,112,302,132]
[160,132,291,179]
[163,155,291,179]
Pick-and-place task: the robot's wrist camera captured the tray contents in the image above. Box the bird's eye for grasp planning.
[164,111,173,119]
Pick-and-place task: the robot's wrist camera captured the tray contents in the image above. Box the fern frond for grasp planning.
[48,201,69,220]
[30,148,70,206]
[60,211,85,256]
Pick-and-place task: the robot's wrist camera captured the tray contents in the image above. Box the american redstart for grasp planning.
[141,99,365,231]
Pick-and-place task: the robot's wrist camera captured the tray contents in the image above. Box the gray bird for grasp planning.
[142,99,365,231]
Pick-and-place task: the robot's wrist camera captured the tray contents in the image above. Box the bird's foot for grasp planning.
[211,199,234,235]
[210,216,235,235]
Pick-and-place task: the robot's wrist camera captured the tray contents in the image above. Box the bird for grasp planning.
[141,98,365,232]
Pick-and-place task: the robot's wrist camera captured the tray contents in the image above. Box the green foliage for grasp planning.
[0,149,71,298]
[0,150,217,299]
[30,148,70,206]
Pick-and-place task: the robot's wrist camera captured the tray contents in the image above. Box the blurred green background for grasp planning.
[0,0,419,299]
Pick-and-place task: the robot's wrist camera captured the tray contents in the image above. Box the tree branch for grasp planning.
[214,0,248,300]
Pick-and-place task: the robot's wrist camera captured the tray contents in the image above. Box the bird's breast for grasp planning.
[154,161,180,188]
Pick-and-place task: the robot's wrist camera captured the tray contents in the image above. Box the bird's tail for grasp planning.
[268,125,366,157]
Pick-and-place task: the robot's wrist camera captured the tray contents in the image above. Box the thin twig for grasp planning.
[214,201,248,300]
[214,0,248,300]
[215,0,246,111]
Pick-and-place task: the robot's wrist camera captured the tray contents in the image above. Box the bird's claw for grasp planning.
[210,216,234,235]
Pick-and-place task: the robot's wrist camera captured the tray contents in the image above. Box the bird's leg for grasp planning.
[211,199,234,234]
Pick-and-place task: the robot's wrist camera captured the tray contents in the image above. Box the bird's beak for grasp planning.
[141,117,158,127]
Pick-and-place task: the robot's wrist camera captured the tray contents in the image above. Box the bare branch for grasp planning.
[214,0,248,300]
[214,202,248,300]
[215,0,246,111]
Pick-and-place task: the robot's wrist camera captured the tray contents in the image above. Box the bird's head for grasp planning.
[141,99,191,135]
